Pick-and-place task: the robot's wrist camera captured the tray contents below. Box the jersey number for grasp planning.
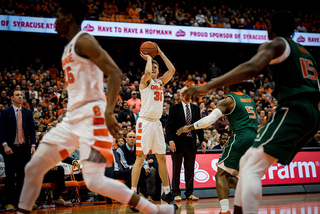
[245,106,256,119]
[154,91,163,101]
[300,58,318,80]
[93,106,102,116]
[64,66,75,86]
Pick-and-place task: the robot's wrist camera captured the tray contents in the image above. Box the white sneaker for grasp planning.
[174,196,182,201]
[157,204,175,214]
[55,196,72,207]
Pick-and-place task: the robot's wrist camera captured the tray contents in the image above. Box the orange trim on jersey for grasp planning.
[138,129,142,134]
[148,150,152,154]
[240,98,252,103]
[94,140,112,149]
[95,148,113,166]
[93,129,109,136]
[93,117,105,125]
[136,136,142,140]
[59,149,69,160]
[233,92,243,95]
[136,143,141,147]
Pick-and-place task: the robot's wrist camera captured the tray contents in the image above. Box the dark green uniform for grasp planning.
[253,37,320,165]
[219,92,258,171]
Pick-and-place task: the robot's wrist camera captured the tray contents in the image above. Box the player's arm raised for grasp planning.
[140,52,153,89]
[158,47,176,85]
[185,38,286,97]
[76,33,123,139]
[177,96,234,135]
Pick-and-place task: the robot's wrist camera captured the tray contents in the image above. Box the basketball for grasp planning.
[140,41,158,58]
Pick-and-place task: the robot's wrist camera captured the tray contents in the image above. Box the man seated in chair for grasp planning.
[106,132,156,199]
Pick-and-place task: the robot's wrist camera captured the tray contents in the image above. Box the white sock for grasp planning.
[136,195,158,214]
[220,199,230,212]
[163,186,170,194]
[131,187,137,193]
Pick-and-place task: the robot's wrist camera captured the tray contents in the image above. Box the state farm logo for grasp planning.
[180,161,209,183]
[83,24,94,32]
[297,36,305,43]
[176,29,186,37]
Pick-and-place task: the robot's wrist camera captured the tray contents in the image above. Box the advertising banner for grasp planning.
[166,151,320,188]
[1,15,320,46]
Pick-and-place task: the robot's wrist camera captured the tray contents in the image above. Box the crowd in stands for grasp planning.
[0,0,320,32]
[1,61,319,151]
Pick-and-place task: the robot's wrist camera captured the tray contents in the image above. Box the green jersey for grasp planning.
[268,37,320,104]
[225,92,258,133]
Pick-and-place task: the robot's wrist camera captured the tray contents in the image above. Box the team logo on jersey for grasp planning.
[176,29,186,37]
[297,36,306,43]
[83,24,95,32]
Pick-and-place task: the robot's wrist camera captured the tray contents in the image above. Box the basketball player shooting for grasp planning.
[131,43,178,210]
[17,1,175,213]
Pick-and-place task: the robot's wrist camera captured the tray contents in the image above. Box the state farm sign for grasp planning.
[166,151,320,188]
[1,15,320,46]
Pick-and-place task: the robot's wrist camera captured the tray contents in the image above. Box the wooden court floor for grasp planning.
[2,193,320,213]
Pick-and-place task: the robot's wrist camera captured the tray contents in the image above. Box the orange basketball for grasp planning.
[140,41,158,58]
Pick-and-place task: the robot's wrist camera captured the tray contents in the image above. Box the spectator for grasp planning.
[195,10,205,26]
[0,90,36,211]
[118,102,135,125]
[255,17,267,30]
[208,62,222,81]
[297,21,307,32]
[0,90,12,106]
[115,132,156,197]
[217,18,225,28]
[205,12,213,27]
[128,4,139,19]
[244,18,254,29]
[127,91,141,115]
[224,18,231,28]
[175,11,184,25]
[182,14,190,26]
[305,130,320,147]
[214,115,231,136]
[158,11,166,25]
[102,4,114,18]
[212,133,228,150]
[185,75,195,87]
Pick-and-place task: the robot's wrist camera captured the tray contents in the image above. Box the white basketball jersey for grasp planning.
[139,79,164,119]
[61,31,106,111]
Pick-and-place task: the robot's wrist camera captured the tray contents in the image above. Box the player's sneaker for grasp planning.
[174,195,182,201]
[129,206,140,212]
[187,195,199,201]
[157,204,176,214]
[161,192,178,210]
[5,204,15,212]
[55,196,72,206]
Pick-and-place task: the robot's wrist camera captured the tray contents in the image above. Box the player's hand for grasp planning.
[201,141,207,153]
[140,52,152,61]
[185,84,211,101]
[169,141,176,153]
[105,112,122,141]
[4,145,13,155]
[157,46,163,55]
[176,126,190,136]
[52,166,58,171]
[31,146,36,156]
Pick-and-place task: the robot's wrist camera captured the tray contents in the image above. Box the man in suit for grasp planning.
[0,89,36,211]
[166,87,206,201]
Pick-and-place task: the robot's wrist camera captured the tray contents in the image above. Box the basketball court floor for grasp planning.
[2,193,319,213]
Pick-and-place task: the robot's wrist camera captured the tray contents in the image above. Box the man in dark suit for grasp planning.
[166,87,206,201]
[0,89,36,211]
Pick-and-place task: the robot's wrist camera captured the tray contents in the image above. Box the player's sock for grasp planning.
[131,187,138,193]
[219,199,230,212]
[136,195,158,213]
[163,186,170,194]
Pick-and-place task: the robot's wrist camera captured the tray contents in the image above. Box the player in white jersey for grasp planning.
[131,48,178,210]
[17,1,174,213]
